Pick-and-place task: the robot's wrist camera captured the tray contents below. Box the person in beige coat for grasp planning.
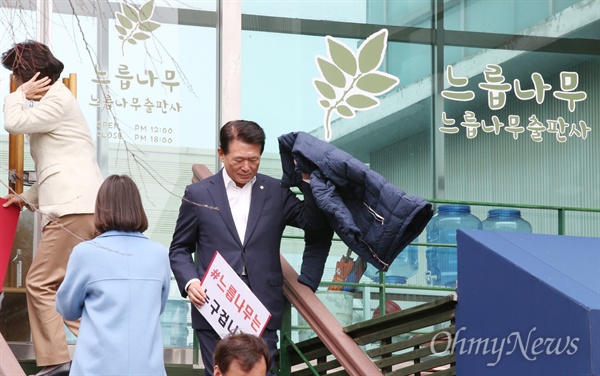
[1,40,103,376]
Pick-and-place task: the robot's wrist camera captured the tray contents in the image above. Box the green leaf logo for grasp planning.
[336,104,354,118]
[317,57,346,88]
[123,3,139,22]
[358,29,387,73]
[314,80,336,100]
[133,32,150,41]
[327,37,357,76]
[139,0,155,21]
[356,72,399,95]
[114,0,161,55]
[346,94,379,109]
[140,20,161,33]
[116,12,133,29]
[319,99,331,109]
[313,29,399,141]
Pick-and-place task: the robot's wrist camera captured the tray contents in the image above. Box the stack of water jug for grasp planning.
[365,204,532,287]
[425,204,532,288]
[364,244,419,284]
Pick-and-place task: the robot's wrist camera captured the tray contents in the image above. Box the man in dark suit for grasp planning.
[169,120,324,376]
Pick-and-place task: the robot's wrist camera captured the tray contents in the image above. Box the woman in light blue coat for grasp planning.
[57,175,170,375]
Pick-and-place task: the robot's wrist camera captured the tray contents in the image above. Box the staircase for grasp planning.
[278,256,457,375]
[3,248,455,376]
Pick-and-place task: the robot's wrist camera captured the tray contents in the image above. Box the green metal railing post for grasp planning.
[193,247,200,367]
[558,208,566,235]
[378,271,386,316]
[278,299,293,376]
[193,334,199,366]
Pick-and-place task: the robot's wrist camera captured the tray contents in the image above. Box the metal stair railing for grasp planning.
[277,291,457,376]
[279,256,381,376]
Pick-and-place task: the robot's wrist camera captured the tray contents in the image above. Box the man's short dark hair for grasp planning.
[1,40,64,84]
[220,120,266,155]
[94,175,148,234]
[214,333,272,373]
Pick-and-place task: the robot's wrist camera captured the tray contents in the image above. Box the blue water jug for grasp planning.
[482,208,532,233]
[364,244,418,284]
[161,300,189,347]
[426,204,482,287]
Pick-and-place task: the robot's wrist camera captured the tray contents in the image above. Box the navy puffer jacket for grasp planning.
[279,132,433,284]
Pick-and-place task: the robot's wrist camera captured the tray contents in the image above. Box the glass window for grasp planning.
[241,0,599,300]
[441,50,600,236]
[0,1,218,349]
[445,0,587,35]
[243,0,367,22]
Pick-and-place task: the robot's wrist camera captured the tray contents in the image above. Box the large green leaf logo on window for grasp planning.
[314,29,399,141]
[115,0,161,55]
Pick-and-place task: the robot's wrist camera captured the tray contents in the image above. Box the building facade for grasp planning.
[1,0,599,364]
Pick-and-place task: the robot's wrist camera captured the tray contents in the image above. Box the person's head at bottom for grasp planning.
[213,332,271,376]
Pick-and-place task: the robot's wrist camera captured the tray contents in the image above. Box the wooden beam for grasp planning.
[7,75,23,194]
[62,73,77,97]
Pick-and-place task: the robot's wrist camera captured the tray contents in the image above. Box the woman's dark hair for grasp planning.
[94,175,148,234]
[219,120,266,155]
[1,40,64,84]
[213,333,272,373]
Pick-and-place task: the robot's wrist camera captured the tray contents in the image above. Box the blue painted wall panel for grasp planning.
[455,230,599,375]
